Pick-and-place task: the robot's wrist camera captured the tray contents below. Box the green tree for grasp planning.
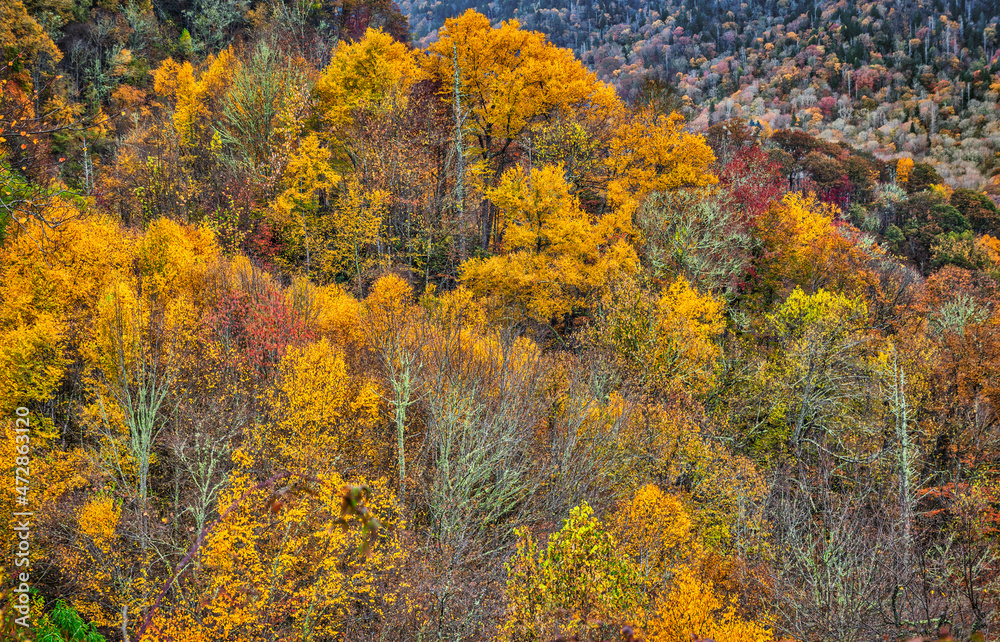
[423,10,620,249]
[503,503,643,641]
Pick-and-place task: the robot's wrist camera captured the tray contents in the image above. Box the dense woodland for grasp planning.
[408,0,1000,190]
[2,0,1000,640]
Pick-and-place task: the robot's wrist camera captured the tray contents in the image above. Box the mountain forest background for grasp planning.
[3,0,1000,640]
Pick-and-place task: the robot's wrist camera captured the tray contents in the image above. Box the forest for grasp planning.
[1,0,999,640]
[407,0,1000,190]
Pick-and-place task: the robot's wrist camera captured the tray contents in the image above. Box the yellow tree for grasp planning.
[313,27,422,164]
[135,218,219,341]
[152,49,235,147]
[266,337,382,474]
[643,566,774,642]
[147,464,406,641]
[612,485,774,642]
[504,503,644,641]
[140,335,397,640]
[55,218,225,635]
[313,28,457,279]
[459,163,639,323]
[424,10,619,248]
[133,50,240,226]
[0,212,147,636]
[56,494,141,631]
[84,218,219,510]
[311,27,425,260]
[755,192,875,302]
[606,110,718,217]
[270,133,339,276]
[322,174,389,287]
[592,275,725,395]
[0,211,134,425]
[613,484,695,583]
[0,0,61,82]
[764,287,874,460]
[896,157,914,186]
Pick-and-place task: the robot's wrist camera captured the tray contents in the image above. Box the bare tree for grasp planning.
[766,465,898,642]
[94,287,177,557]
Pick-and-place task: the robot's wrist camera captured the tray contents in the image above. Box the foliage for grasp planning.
[614,484,694,582]
[719,144,785,223]
[952,188,1000,235]
[270,133,340,275]
[149,464,406,641]
[503,503,644,641]
[57,494,134,629]
[643,566,774,642]
[460,163,639,323]
[637,187,757,297]
[7,5,1000,641]
[324,173,390,285]
[755,191,874,300]
[897,157,915,187]
[607,111,718,216]
[266,337,381,472]
[216,42,299,181]
[425,10,612,172]
[424,9,620,247]
[205,273,316,376]
[152,49,235,147]
[314,28,422,137]
[35,596,107,642]
[591,274,724,395]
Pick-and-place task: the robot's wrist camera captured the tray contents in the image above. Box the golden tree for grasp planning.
[459,163,639,323]
[424,10,619,248]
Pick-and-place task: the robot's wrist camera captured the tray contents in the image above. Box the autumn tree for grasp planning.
[148,464,406,641]
[895,191,971,271]
[216,41,303,185]
[459,163,638,325]
[361,274,419,489]
[88,280,176,557]
[705,118,758,165]
[503,503,644,641]
[326,174,390,286]
[313,27,422,159]
[905,162,943,194]
[763,287,874,461]
[424,10,620,248]
[0,0,60,69]
[504,489,773,642]
[152,49,235,150]
[606,110,718,217]
[896,157,914,187]
[754,192,875,304]
[270,134,339,275]
[590,274,725,396]
[719,144,785,223]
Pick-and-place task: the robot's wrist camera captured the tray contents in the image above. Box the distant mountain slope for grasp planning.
[402,0,1000,190]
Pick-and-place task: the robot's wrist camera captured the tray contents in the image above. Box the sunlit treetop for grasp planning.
[313,28,424,133]
[423,10,621,168]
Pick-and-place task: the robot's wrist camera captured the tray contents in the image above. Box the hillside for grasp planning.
[405,0,1000,190]
[2,1,1000,641]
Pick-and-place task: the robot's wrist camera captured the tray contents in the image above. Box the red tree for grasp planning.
[720,144,785,223]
